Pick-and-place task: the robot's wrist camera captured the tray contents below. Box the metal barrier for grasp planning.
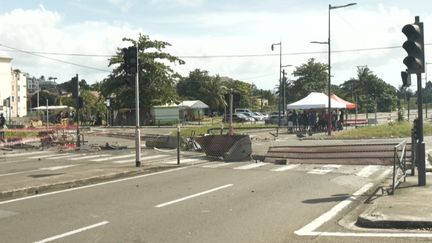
[391,140,408,195]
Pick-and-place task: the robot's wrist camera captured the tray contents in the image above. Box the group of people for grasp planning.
[54,111,103,126]
[287,109,345,133]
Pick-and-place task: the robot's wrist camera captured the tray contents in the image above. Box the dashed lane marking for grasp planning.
[34,221,109,243]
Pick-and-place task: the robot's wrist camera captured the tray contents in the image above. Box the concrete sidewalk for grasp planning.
[357,173,432,229]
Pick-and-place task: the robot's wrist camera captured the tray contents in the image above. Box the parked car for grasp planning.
[236,112,255,121]
[252,112,267,121]
[265,113,288,125]
[223,113,253,122]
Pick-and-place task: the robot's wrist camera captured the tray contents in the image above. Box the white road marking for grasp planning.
[271,164,299,172]
[28,153,69,159]
[39,165,79,171]
[90,154,135,162]
[34,221,109,243]
[5,151,52,157]
[68,154,110,161]
[47,154,80,160]
[0,165,79,177]
[295,182,373,236]
[0,167,187,205]
[202,162,230,168]
[0,169,41,177]
[155,184,233,208]
[113,154,170,164]
[308,165,341,175]
[356,165,381,177]
[234,162,269,170]
[164,158,201,164]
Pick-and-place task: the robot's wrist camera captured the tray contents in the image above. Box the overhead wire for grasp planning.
[0,43,430,72]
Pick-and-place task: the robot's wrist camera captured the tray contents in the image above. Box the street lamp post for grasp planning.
[271,42,282,126]
[281,65,293,116]
[311,2,357,135]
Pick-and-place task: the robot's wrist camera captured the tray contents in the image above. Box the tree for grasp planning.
[100,34,184,123]
[289,58,328,102]
[177,69,211,100]
[339,66,397,113]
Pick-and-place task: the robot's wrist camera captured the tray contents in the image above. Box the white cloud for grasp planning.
[0,3,429,92]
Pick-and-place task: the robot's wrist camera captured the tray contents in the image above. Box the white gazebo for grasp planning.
[287,92,346,110]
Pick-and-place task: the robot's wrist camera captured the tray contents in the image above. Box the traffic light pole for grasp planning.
[416,72,426,185]
[134,43,141,167]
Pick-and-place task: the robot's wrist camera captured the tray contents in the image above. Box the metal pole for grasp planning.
[327,4,332,135]
[426,63,428,118]
[75,74,81,148]
[229,89,233,135]
[177,124,180,165]
[135,43,141,167]
[46,99,48,129]
[416,73,426,186]
[280,42,283,117]
[355,95,358,125]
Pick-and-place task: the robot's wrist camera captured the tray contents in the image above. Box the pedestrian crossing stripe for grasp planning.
[307,165,341,175]
[355,165,381,177]
[68,154,110,161]
[164,158,202,164]
[8,151,53,158]
[28,153,71,159]
[271,164,299,172]
[47,154,81,160]
[90,154,135,162]
[202,162,231,168]
[234,162,269,170]
[113,154,170,164]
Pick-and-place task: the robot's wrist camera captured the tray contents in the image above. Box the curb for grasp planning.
[357,214,432,229]
[0,165,178,201]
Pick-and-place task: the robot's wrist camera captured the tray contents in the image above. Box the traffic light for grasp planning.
[122,46,138,75]
[402,16,424,74]
[71,76,79,98]
[401,71,411,87]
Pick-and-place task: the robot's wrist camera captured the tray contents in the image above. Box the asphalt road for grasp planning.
[0,160,420,243]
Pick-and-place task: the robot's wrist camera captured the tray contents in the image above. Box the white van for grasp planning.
[234,108,253,114]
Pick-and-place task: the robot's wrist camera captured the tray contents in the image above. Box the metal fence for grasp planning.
[391,140,408,195]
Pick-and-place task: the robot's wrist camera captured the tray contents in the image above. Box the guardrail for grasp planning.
[391,140,408,195]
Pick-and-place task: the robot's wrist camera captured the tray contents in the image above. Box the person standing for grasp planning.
[0,113,5,141]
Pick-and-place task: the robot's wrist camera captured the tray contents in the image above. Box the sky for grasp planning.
[0,0,431,93]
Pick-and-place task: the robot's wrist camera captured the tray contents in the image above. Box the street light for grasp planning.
[271,41,282,126]
[311,2,357,135]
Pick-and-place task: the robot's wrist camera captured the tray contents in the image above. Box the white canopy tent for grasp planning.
[179,100,209,109]
[32,105,74,110]
[287,92,346,110]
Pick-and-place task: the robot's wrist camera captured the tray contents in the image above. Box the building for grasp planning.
[0,55,27,118]
[0,55,12,118]
[11,69,27,117]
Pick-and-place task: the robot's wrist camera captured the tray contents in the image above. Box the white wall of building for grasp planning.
[0,56,12,119]
[12,70,27,117]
